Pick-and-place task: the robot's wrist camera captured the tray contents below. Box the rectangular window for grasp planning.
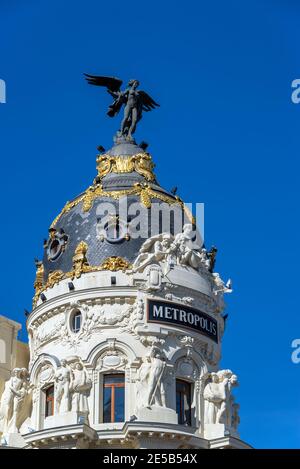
[176,379,192,426]
[45,385,55,418]
[103,374,125,423]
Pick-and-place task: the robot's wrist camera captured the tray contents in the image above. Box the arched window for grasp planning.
[103,374,125,423]
[44,385,55,418]
[71,310,82,333]
[176,379,192,426]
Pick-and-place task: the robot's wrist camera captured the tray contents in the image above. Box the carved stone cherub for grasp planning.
[133,224,207,273]
[133,233,173,272]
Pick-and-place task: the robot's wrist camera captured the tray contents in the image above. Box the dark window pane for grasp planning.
[176,380,192,426]
[114,386,125,422]
[176,391,181,418]
[45,385,54,418]
[72,311,82,333]
[103,387,112,423]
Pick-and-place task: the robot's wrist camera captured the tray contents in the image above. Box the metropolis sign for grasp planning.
[147,299,218,343]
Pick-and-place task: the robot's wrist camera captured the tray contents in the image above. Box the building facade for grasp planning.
[0,79,251,449]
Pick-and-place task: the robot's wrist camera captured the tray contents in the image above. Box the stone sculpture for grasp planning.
[54,359,71,413]
[70,363,92,414]
[203,369,238,428]
[133,233,174,272]
[0,368,32,436]
[133,225,209,273]
[136,347,166,410]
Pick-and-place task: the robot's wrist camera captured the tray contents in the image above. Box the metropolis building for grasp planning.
[0,76,251,449]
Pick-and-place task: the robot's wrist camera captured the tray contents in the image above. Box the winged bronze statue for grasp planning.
[84,74,159,140]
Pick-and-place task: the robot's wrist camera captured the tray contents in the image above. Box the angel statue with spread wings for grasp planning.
[84,74,159,140]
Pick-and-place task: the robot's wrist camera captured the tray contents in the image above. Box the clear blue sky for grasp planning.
[1,0,300,449]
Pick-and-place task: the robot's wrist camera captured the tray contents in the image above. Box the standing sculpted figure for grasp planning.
[203,370,238,427]
[217,370,238,427]
[84,75,159,140]
[0,368,31,436]
[136,347,166,410]
[54,359,71,413]
[70,363,92,414]
[203,372,223,424]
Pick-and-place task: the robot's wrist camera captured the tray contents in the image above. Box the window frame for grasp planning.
[71,309,82,334]
[102,373,125,423]
[176,379,192,426]
[44,384,55,418]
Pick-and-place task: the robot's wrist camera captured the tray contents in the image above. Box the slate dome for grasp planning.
[42,140,187,280]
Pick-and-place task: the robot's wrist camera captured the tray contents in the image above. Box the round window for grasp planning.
[46,230,69,261]
[48,239,61,260]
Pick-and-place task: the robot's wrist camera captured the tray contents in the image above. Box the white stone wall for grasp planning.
[24,264,229,446]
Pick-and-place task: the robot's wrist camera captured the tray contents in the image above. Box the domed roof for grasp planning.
[41,140,187,281]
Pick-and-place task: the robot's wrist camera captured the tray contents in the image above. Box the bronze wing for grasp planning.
[84,74,123,92]
[138,90,160,112]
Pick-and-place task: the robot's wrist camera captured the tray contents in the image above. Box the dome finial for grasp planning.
[84,74,159,142]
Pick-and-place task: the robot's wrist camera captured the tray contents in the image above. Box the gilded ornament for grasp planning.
[50,182,192,229]
[33,260,45,308]
[133,154,155,181]
[71,241,92,279]
[34,260,44,292]
[46,270,65,288]
[96,153,156,182]
[100,256,131,272]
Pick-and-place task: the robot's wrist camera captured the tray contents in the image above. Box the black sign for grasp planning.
[147,299,218,343]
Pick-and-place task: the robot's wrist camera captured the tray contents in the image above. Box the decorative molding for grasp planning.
[96,350,127,371]
[39,363,55,386]
[175,355,199,380]
[121,298,144,336]
[173,334,217,366]
[164,293,194,305]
